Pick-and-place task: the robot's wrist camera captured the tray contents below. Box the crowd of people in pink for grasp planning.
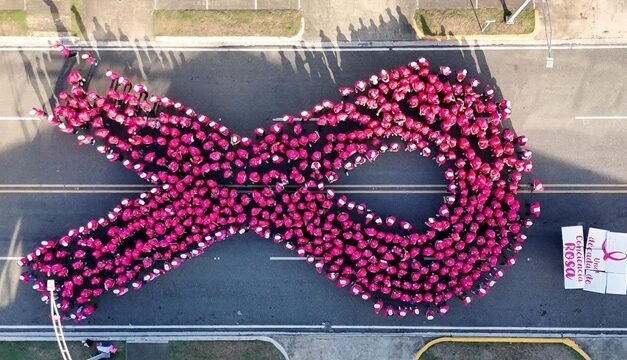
[19,44,541,321]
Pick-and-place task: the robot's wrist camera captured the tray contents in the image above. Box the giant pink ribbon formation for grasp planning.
[19,45,542,321]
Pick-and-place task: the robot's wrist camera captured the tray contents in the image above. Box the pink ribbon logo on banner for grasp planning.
[602,240,627,262]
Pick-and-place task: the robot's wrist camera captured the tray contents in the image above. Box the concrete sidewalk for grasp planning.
[271,334,625,360]
[0,0,625,44]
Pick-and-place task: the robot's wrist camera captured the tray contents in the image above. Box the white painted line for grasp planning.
[0,257,21,261]
[331,325,627,332]
[391,44,627,51]
[1,189,627,194]
[270,257,306,261]
[546,184,627,187]
[2,43,627,52]
[576,116,627,120]
[1,324,627,333]
[0,116,39,121]
[0,190,146,193]
[0,183,624,188]
[0,324,326,329]
[2,331,627,343]
[0,184,152,188]
[0,184,626,194]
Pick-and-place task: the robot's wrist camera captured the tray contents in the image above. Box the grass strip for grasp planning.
[153,10,302,37]
[415,8,534,36]
[419,341,585,360]
[169,340,285,360]
[0,341,126,360]
[0,10,28,36]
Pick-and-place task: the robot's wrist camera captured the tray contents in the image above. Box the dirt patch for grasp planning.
[169,340,285,360]
[0,10,28,36]
[420,341,584,360]
[415,8,535,36]
[153,10,303,37]
[0,341,126,359]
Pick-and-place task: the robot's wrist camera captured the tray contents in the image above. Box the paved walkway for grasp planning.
[75,0,153,42]
[126,342,168,360]
[271,334,626,360]
[301,0,417,41]
[547,0,627,41]
[0,0,626,43]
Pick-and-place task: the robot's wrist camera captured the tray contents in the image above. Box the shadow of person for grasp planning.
[70,2,88,41]
[104,24,117,42]
[319,29,332,44]
[385,8,399,31]
[335,26,348,42]
[418,15,433,36]
[319,30,342,77]
[43,0,68,34]
[394,5,413,33]
[91,17,106,41]
[348,24,358,41]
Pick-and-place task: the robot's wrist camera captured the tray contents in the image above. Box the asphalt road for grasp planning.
[0,45,626,332]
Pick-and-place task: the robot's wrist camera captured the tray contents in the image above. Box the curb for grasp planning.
[414,336,591,360]
[411,8,541,41]
[1,37,627,50]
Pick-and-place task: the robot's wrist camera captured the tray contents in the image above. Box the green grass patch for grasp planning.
[419,341,585,360]
[153,10,303,37]
[0,10,28,36]
[169,340,285,360]
[0,341,126,360]
[415,8,535,36]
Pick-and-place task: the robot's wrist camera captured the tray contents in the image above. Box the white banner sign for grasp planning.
[605,232,627,274]
[562,226,585,289]
[585,228,608,272]
[584,270,607,294]
[606,272,627,295]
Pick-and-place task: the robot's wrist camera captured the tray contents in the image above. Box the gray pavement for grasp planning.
[2,0,627,44]
[270,334,626,360]
[301,0,416,41]
[0,47,626,334]
[0,2,624,359]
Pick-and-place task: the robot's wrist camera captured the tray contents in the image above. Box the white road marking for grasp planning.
[0,324,326,329]
[0,116,39,121]
[0,184,626,194]
[0,184,151,188]
[0,324,626,333]
[0,183,625,188]
[576,116,627,120]
[0,190,146,193]
[0,257,21,261]
[270,257,307,261]
[1,43,627,52]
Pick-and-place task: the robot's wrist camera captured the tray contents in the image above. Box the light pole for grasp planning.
[47,279,72,360]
